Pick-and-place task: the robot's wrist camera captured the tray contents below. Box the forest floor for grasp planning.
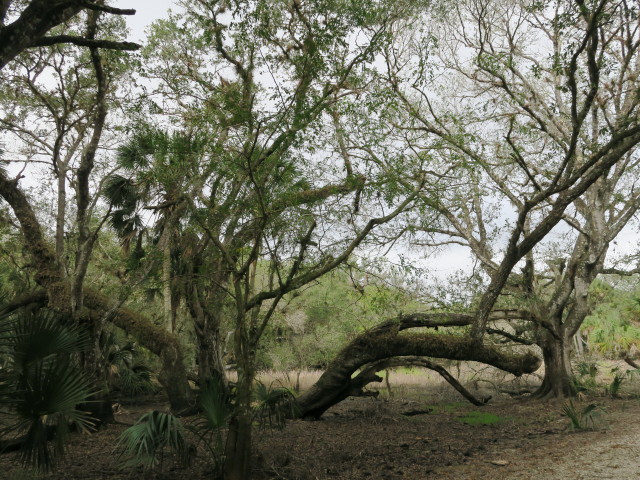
[2,367,639,480]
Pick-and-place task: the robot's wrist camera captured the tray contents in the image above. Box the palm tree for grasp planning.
[103,128,204,333]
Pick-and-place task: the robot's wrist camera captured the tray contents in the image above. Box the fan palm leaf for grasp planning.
[0,308,95,471]
[253,380,297,429]
[116,410,191,469]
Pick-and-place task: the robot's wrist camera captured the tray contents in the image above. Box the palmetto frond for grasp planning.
[102,174,139,212]
[0,308,95,471]
[253,381,297,430]
[8,309,89,367]
[198,376,232,431]
[116,410,191,469]
[116,131,157,170]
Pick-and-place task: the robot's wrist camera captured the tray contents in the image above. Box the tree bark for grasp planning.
[192,307,227,388]
[223,316,255,480]
[183,249,229,387]
[162,236,174,332]
[0,0,83,69]
[223,414,252,480]
[0,0,137,70]
[533,330,576,399]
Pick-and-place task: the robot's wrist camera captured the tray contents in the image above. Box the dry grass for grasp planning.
[229,358,638,402]
[256,369,323,392]
[225,369,324,393]
[251,362,545,402]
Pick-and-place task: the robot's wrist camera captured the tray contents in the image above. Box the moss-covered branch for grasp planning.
[294,318,541,418]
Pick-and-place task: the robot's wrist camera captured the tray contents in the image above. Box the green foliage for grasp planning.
[187,376,296,474]
[561,401,605,431]
[116,411,192,471]
[607,367,635,398]
[0,308,95,471]
[583,282,640,356]
[102,332,156,398]
[608,372,625,398]
[426,402,468,413]
[101,127,204,259]
[117,365,156,397]
[457,411,505,426]
[253,381,298,430]
[186,376,232,476]
[572,361,598,393]
[0,223,30,300]
[261,266,422,371]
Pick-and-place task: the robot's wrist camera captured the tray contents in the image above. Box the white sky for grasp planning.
[113,0,178,43]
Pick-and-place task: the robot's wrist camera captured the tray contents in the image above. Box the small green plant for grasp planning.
[572,361,598,392]
[575,361,598,377]
[608,367,625,397]
[188,376,232,476]
[102,333,156,397]
[561,400,605,431]
[116,411,192,470]
[253,380,298,430]
[426,401,467,413]
[457,411,505,426]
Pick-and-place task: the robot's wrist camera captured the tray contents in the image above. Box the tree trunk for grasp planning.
[223,385,253,480]
[79,311,115,425]
[195,316,226,388]
[533,330,576,398]
[162,235,175,332]
[186,289,226,387]
[83,288,195,413]
[223,326,254,480]
[55,169,67,267]
[223,413,252,480]
[184,259,228,388]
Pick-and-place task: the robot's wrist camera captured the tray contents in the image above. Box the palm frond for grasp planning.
[9,310,89,367]
[253,381,297,430]
[199,376,232,430]
[0,308,95,471]
[102,174,138,211]
[116,410,191,470]
[118,365,156,397]
[186,376,231,475]
[116,134,155,170]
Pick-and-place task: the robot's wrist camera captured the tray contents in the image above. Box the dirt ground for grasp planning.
[2,376,640,480]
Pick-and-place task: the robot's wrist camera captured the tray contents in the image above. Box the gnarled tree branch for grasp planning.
[33,35,140,51]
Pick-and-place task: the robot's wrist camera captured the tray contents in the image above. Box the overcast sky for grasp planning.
[113,0,179,43]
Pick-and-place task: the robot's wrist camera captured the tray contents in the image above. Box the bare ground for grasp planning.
[254,395,640,480]
[2,376,639,480]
